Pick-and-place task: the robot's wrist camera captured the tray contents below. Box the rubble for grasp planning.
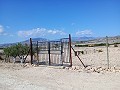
[65,66,120,73]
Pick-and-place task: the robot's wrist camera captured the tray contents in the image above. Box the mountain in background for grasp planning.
[0,37,94,48]
[0,38,48,48]
[22,38,48,44]
[0,36,120,48]
[72,36,96,41]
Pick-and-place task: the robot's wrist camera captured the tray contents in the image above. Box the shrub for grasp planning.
[3,43,29,63]
[114,44,118,47]
[75,44,88,47]
[94,43,107,47]
[96,49,103,52]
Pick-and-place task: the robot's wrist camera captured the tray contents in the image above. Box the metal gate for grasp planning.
[30,35,72,66]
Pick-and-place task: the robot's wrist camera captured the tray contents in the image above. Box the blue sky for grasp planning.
[0,0,120,44]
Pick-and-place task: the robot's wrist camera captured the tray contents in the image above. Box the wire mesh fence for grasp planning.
[72,36,120,69]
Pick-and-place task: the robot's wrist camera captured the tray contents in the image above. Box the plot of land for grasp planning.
[0,62,120,90]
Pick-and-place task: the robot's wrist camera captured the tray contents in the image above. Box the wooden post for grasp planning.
[75,51,77,56]
[61,39,63,65]
[106,36,109,69]
[37,41,39,63]
[30,38,33,64]
[48,42,51,65]
[71,47,86,68]
[69,34,72,67]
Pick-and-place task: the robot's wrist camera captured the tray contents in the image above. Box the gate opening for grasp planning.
[30,34,72,66]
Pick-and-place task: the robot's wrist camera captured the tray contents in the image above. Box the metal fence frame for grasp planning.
[30,34,72,66]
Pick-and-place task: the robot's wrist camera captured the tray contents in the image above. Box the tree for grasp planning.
[16,43,29,63]
[3,43,30,63]
[3,47,11,62]
[10,45,19,63]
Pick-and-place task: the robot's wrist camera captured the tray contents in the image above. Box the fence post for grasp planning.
[61,39,63,65]
[69,34,72,67]
[37,41,39,63]
[30,38,33,64]
[106,36,109,69]
[48,42,51,65]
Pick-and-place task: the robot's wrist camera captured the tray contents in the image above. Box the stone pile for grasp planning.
[65,66,120,73]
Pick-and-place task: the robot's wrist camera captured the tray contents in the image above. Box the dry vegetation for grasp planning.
[0,44,120,90]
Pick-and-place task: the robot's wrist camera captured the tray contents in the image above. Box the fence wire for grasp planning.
[72,37,120,68]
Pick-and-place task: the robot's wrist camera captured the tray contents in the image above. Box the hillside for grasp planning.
[0,36,120,48]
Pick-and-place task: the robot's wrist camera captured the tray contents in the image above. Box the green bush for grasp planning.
[3,43,29,63]
[75,44,88,47]
[94,43,107,46]
[114,44,118,47]
[75,43,108,47]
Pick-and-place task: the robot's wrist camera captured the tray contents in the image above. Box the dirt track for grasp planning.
[0,62,120,90]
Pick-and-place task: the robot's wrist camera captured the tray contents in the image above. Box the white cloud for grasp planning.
[18,28,66,38]
[0,25,14,36]
[0,25,4,34]
[76,30,93,36]
[48,30,66,35]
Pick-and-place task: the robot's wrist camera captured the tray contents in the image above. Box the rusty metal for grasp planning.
[61,39,63,65]
[69,34,72,67]
[37,41,39,63]
[48,42,51,65]
[30,38,33,64]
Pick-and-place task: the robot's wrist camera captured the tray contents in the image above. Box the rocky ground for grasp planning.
[0,62,120,90]
[0,45,120,90]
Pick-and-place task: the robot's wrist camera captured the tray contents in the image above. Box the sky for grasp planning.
[0,0,120,44]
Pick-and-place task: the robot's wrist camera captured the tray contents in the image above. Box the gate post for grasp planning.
[37,41,39,63]
[30,38,33,64]
[69,34,72,67]
[48,42,51,65]
[61,39,63,65]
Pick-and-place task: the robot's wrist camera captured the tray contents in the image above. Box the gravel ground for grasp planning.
[0,62,120,90]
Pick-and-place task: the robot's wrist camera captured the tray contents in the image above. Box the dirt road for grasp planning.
[0,63,120,90]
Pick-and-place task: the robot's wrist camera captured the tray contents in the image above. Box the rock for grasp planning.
[75,66,80,70]
[95,70,100,73]
[113,65,116,69]
[93,67,97,71]
[72,66,76,70]
[102,67,106,71]
[61,66,65,69]
[85,66,92,70]
[97,66,102,69]
[33,64,37,67]
[97,66,102,71]
[65,67,69,70]
[68,67,72,70]
[90,68,95,72]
